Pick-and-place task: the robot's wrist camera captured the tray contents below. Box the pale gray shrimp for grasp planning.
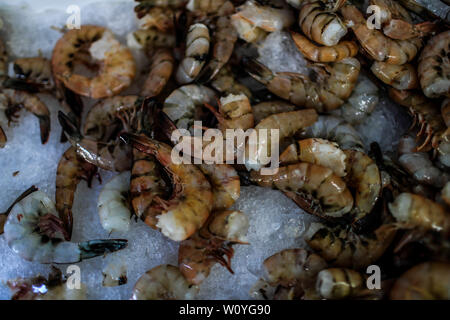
[176,23,210,84]
[388,193,449,233]
[52,25,136,99]
[397,135,449,188]
[8,267,86,300]
[0,88,50,148]
[331,75,379,125]
[305,222,397,269]
[4,190,127,263]
[316,268,366,300]
[252,100,295,125]
[98,171,132,233]
[122,133,213,241]
[162,84,216,130]
[371,62,418,90]
[131,264,198,300]
[341,4,422,65]
[178,210,248,284]
[418,30,450,99]
[244,58,360,112]
[299,115,365,151]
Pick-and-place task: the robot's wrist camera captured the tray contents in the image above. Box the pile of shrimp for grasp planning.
[0,0,449,300]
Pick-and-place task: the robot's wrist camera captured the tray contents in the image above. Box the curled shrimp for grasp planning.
[4,190,127,263]
[7,267,86,300]
[204,93,254,132]
[370,0,436,40]
[52,25,136,99]
[279,138,348,177]
[0,88,50,147]
[291,31,358,63]
[122,133,213,241]
[245,109,318,171]
[178,210,248,284]
[390,262,450,300]
[305,222,397,269]
[252,100,295,125]
[127,28,176,50]
[210,65,252,98]
[176,23,210,84]
[56,146,99,239]
[389,88,446,151]
[397,135,449,188]
[244,57,360,112]
[198,164,240,211]
[250,162,353,219]
[316,268,367,300]
[341,4,422,65]
[299,115,365,151]
[371,62,418,90]
[330,75,379,125]
[418,30,450,99]
[59,111,132,172]
[388,193,449,233]
[141,48,175,98]
[299,0,348,46]
[196,2,237,82]
[98,171,132,233]
[132,264,198,300]
[162,84,216,130]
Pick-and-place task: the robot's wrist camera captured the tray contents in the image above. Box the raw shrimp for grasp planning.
[252,100,295,125]
[204,93,254,132]
[8,267,86,300]
[397,135,449,188]
[305,222,397,269]
[3,190,127,263]
[10,57,54,91]
[141,48,175,98]
[198,164,240,211]
[390,262,450,300]
[291,31,358,63]
[263,248,327,289]
[299,0,348,46]
[210,65,252,98]
[244,57,360,112]
[341,4,422,65]
[131,264,198,300]
[330,75,379,125]
[98,171,132,233]
[176,23,210,84]
[316,268,366,300]
[0,186,38,235]
[371,62,418,90]
[245,109,318,171]
[127,28,176,50]
[178,210,248,284]
[135,6,175,32]
[418,30,450,99]
[370,0,436,40]
[389,89,446,151]
[59,111,132,172]
[388,193,449,233]
[0,89,50,147]
[56,146,98,239]
[279,138,348,177]
[52,25,136,99]
[121,133,213,241]
[250,162,353,219]
[162,84,216,130]
[196,3,237,82]
[299,115,365,151]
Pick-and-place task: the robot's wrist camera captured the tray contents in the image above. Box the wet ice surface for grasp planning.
[0,0,414,300]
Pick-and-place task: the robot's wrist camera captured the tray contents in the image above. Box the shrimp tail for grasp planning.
[0,125,6,148]
[78,239,128,259]
[242,57,272,84]
[39,114,51,144]
[58,111,82,142]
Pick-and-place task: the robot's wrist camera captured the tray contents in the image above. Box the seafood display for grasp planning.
[0,0,449,301]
